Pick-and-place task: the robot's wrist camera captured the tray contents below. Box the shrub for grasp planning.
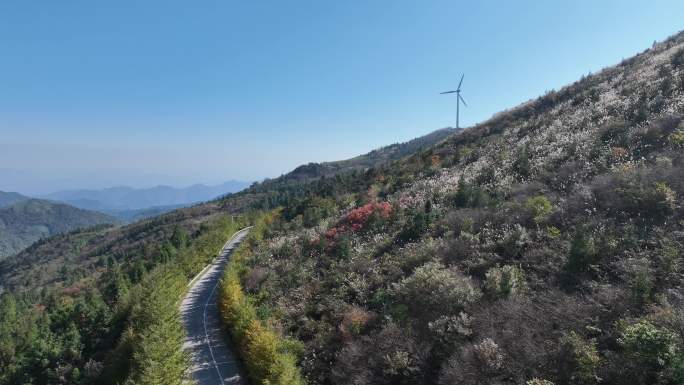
[445,208,487,236]
[302,207,325,227]
[243,320,302,385]
[331,233,352,259]
[449,179,490,208]
[599,119,630,147]
[397,210,429,244]
[673,355,684,385]
[618,257,655,306]
[546,226,561,238]
[566,229,597,274]
[372,323,425,383]
[526,379,554,385]
[618,320,677,373]
[654,181,677,208]
[655,241,682,285]
[472,338,504,373]
[428,312,473,343]
[629,99,649,124]
[672,47,684,68]
[283,196,336,226]
[557,331,600,384]
[485,265,526,298]
[170,226,188,249]
[440,337,506,385]
[219,278,256,341]
[339,306,375,341]
[594,173,677,224]
[660,71,675,96]
[669,124,684,147]
[345,201,392,231]
[610,146,629,162]
[496,224,529,259]
[475,166,496,185]
[513,145,531,179]
[392,262,481,322]
[526,196,553,224]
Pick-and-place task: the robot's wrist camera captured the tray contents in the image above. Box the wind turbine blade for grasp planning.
[440,90,457,94]
[458,94,467,107]
[457,74,464,90]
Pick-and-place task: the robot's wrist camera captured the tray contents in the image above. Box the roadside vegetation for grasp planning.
[218,211,305,385]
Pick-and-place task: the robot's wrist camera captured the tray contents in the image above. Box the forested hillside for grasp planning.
[2,31,684,385]
[0,206,254,384]
[0,199,117,259]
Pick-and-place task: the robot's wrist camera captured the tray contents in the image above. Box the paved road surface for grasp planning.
[181,228,250,385]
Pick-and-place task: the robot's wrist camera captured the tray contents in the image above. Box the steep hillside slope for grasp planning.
[217,33,684,385]
[0,199,118,259]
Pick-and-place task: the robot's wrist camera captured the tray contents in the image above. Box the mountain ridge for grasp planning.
[273,127,458,182]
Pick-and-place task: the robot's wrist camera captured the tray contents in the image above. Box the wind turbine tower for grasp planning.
[440,74,468,129]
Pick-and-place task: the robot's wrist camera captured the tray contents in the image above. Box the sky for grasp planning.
[1,1,683,195]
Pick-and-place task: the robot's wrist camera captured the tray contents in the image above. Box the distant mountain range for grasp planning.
[40,180,250,220]
[0,191,117,259]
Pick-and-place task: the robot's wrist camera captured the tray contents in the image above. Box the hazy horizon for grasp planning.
[2,0,684,194]
[0,168,251,196]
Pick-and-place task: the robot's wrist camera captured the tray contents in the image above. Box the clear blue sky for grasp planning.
[1,1,683,194]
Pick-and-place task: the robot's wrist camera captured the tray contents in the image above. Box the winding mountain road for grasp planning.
[181,228,250,385]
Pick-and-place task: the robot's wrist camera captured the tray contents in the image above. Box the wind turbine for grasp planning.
[440,74,467,129]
